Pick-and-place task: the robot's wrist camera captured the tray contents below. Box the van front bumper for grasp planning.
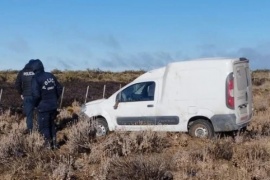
[211,114,250,132]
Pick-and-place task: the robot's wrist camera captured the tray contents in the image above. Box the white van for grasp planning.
[81,57,253,138]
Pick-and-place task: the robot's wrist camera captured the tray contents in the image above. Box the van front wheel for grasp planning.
[189,120,214,138]
[95,118,109,137]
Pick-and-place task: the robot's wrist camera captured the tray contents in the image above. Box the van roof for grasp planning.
[169,57,239,66]
[167,57,247,69]
[134,57,247,82]
[135,67,166,81]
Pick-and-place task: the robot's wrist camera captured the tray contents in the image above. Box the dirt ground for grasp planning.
[0,80,124,111]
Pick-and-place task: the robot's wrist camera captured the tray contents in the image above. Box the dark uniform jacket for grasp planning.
[15,62,35,96]
[31,60,63,112]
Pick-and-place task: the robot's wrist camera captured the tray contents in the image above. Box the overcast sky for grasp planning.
[0,0,269,71]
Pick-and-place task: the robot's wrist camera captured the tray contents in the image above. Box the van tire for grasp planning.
[189,120,214,139]
[95,118,109,137]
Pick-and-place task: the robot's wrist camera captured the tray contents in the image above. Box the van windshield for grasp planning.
[236,66,248,91]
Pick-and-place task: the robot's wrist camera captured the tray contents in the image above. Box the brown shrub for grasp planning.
[253,95,269,113]
[0,130,45,164]
[88,131,170,165]
[104,155,173,180]
[0,110,21,124]
[248,111,270,136]
[209,138,234,161]
[65,117,96,154]
[232,138,270,169]
[50,155,76,180]
[171,148,211,178]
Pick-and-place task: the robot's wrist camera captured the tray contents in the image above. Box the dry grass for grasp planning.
[0,70,270,179]
[65,117,96,154]
[87,131,170,165]
[0,69,145,83]
[104,155,173,180]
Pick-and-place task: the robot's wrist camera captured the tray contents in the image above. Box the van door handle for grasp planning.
[147,104,154,107]
[239,104,247,109]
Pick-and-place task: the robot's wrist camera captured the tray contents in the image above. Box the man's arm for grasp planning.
[53,75,63,99]
[31,76,41,107]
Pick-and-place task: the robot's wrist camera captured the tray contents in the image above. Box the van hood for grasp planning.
[86,99,105,106]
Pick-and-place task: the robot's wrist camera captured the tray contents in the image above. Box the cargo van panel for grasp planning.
[233,61,252,124]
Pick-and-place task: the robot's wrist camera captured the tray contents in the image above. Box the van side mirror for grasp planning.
[114,100,120,109]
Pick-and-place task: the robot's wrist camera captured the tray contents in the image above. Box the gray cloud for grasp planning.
[58,59,73,70]
[197,44,223,57]
[70,27,121,50]
[235,48,270,70]
[97,43,270,71]
[197,43,270,70]
[45,56,77,70]
[6,37,30,54]
[43,43,270,71]
[98,51,175,71]
[51,26,121,50]
[94,34,121,49]
[67,43,92,58]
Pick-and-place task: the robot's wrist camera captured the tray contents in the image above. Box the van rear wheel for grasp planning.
[95,118,109,137]
[189,120,214,138]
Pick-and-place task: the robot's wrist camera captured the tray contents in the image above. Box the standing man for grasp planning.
[15,59,35,134]
[31,59,63,149]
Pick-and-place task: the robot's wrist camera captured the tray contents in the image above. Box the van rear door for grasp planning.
[233,58,252,124]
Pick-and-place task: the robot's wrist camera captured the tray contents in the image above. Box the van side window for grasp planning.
[236,67,248,90]
[117,81,155,102]
[245,67,251,86]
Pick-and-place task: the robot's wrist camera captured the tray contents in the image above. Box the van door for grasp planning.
[114,81,157,131]
[233,60,252,124]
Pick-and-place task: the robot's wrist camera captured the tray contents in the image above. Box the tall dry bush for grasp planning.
[0,70,18,82]
[65,117,96,154]
[171,138,255,179]
[0,119,11,135]
[253,95,269,113]
[50,155,76,180]
[55,101,81,129]
[102,155,173,180]
[0,130,45,164]
[57,102,80,121]
[230,137,270,179]
[0,110,21,124]
[233,137,270,165]
[248,111,270,136]
[208,137,234,161]
[88,131,170,164]
[171,146,214,179]
[0,110,25,137]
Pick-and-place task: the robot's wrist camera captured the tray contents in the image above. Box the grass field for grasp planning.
[0,69,269,179]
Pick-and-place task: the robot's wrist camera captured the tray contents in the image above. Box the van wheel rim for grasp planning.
[195,127,208,138]
[96,125,106,136]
